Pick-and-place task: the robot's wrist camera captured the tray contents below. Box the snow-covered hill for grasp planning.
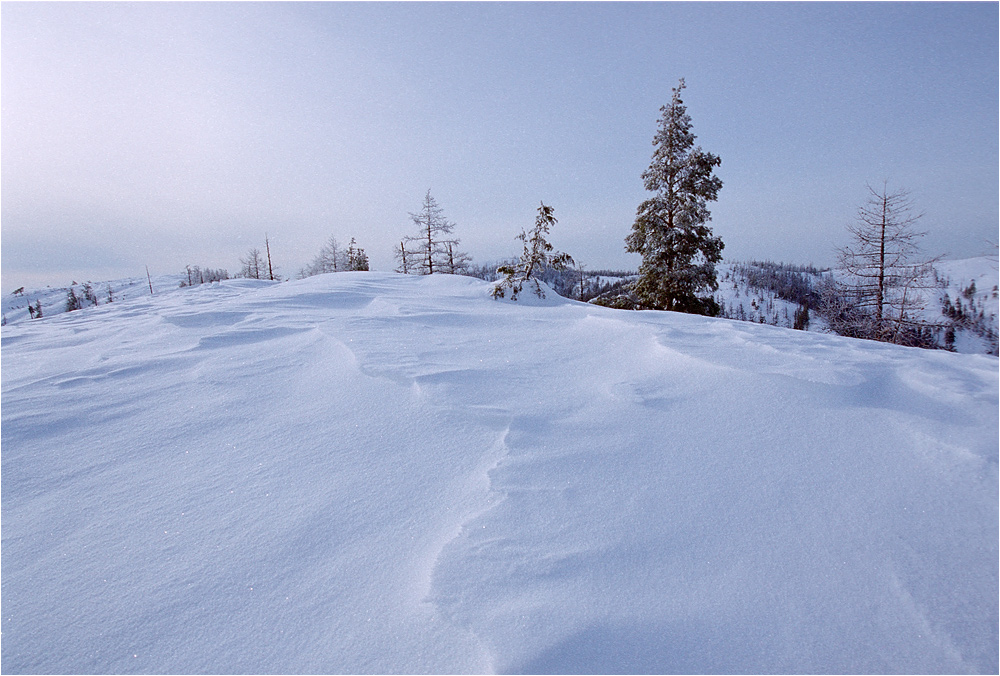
[2,272,997,674]
[934,257,1000,354]
[713,257,998,355]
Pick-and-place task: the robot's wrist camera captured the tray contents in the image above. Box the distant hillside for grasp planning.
[466,256,998,355]
[713,261,830,332]
[6,256,998,355]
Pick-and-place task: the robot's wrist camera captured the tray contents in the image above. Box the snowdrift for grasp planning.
[2,272,997,674]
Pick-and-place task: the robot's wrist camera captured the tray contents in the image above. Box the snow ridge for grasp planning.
[2,272,996,674]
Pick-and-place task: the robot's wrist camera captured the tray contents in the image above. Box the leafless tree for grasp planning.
[442,242,472,275]
[300,234,368,277]
[394,241,410,274]
[300,235,343,278]
[826,183,942,345]
[400,191,469,274]
[240,248,266,280]
[265,233,279,281]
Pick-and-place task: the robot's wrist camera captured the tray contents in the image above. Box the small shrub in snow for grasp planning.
[82,283,98,307]
[65,288,82,313]
[345,238,370,271]
[493,203,573,300]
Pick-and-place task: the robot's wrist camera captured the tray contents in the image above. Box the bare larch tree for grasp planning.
[827,182,941,345]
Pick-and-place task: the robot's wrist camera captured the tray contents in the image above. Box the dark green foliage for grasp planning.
[941,290,998,354]
[625,79,724,314]
[82,283,98,306]
[579,273,637,304]
[793,303,810,330]
[962,280,977,299]
[346,238,370,271]
[466,262,635,302]
[65,287,82,312]
[590,292,644,310]
[944,325,956,351]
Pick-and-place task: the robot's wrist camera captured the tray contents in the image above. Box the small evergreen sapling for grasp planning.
[346,238,370,271]
[793,303,810,330]
[493,202,574,300]
[82,282,98,307]
[65,287,82,312]
[301,236,369,277]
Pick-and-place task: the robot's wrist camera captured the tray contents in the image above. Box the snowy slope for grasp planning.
[934,257,999,354]
[2,274,191,326]
[2,272,997,674]
[712,257,998,354]
[713,262,828,332]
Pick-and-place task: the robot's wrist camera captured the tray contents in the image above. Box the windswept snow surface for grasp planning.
[2,272,997,674]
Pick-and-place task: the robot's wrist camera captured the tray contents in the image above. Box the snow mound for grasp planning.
[489,278,568,306]
[2,272,997,674]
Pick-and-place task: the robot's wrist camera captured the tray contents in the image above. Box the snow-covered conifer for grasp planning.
[65,288,81,312]
[493,202,574,300]
[346,238,369,271]
[625,79,724,315]
[82,282,98,306]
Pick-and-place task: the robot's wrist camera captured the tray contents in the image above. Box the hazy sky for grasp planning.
[2,1,997,290]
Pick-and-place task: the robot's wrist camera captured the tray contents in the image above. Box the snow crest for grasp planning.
[2,272,996,674]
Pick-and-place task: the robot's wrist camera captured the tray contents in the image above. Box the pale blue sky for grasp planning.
[2,2,997,289]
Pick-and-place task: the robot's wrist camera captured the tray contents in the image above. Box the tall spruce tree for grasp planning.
[625,79,724,314]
